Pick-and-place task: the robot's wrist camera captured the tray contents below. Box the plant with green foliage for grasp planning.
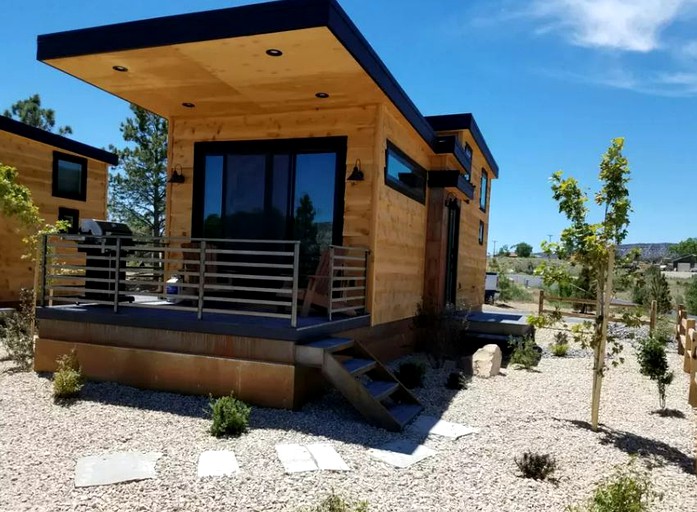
[636,337,674,409]
[509,337,541,369]
[395,359,427,389]
[515,242,533,258]
[550,331,570,357]
[489,258,532,302]
[4,94,72,135]
[534,138,636,431]
[514,452,557,480]
[301,492,369,512]
[209,393,251,438]
[671,237,697,257]
[568,462,658,512]
[0,289,36,370]
[53,349,83,400]
[686,277,697,316]
[445,371,469,390]
[632,266,672,314]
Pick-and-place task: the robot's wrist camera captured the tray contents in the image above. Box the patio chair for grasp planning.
[300,249,358,318]
[180,242,218,286]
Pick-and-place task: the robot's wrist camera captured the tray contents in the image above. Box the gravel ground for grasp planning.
[1,329,695,512]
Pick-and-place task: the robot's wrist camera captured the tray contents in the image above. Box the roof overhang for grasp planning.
[0,115,118,165]
[37,0,453,160]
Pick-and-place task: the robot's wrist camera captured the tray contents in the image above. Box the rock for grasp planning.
[457,356,474,376]
[472,344,501,377]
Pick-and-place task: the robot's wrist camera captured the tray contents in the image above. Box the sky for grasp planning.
[2,0,696,252]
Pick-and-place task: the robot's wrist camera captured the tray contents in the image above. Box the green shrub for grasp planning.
[636,337,674,409]
[509,337,541,369]
[550,331,570,357]
[632,266,672,314]
[53,349,83,400]
[301,492,369,512]
[395,360,427,389]
[652,315,674,345]
[0,288,35,370]
[686,277,697,316]
[569,464,657,512]
[209,393,251,437]
[514,452,557,480]
[445,371,469,390]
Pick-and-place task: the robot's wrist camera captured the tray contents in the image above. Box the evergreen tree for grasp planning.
[294,194,319,284]
[632,266,672,314]
[108,105,167,237]
[3,94,72,135]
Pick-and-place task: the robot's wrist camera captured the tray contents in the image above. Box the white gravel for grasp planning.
[1,328,695,512]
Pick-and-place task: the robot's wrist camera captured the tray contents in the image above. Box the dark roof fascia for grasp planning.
[426,113,499,178]
[36,0,465,168]
[432,135,472,173]
[0,115,118,165]
[427,170,475,200]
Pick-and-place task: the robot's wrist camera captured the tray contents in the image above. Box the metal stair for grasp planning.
[296,337,423,431]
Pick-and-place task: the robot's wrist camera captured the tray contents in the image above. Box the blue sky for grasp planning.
[2,0,696,252]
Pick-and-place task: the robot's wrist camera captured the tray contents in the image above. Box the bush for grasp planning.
[652,315,674,345]
[209,393,251,438]
[636,337,674,409]
[550,331,569,357]
[509,337,541,369]
[514,452,557,480]
[632,266,672,314]
[301,492,369,512]
[395,360,427,389]
[0,288,35,370]
[53,349,83,400]
[445,371,469,390]
[686,277,697,316]
[569,463,656,512]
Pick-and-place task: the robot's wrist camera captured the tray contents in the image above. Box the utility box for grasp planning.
[484,272,499,304]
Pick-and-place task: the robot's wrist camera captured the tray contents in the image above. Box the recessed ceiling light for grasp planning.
[266,49,283,57]
[315,92,330,99]
[182,102,196,108]
[112,65,128,72]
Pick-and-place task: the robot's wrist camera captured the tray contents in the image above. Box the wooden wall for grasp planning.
[0,131,108,303]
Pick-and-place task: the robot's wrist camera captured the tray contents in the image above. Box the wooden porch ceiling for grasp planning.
[41,27,384,119]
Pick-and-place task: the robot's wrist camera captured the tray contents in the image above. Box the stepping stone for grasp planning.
[410,415,479,439]
[367,440,436,469]
[275,443,349,473]
[75,452,162,488]
[197,450,240,478]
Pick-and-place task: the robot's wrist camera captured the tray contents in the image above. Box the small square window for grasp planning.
[464,143,473,161]
[478,221,484,245]
[384,141,426,204]
[53,151,87,201]
[479,169,489,212]
[58,207,80,234]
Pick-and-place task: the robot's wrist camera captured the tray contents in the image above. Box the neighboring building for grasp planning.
[32,0,499,428]
[672,255,697,272]
[0,115,117,304]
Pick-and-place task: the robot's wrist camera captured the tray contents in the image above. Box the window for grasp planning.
[58,207,80,234]
[479,169,488,211]
[385,141,426,204]
[52,152,87,201]
[464,143,473,161]
[478,221,484,245]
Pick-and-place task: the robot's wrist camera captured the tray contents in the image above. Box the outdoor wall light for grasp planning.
[181,102,196,108]
[315,92,330,99]
[169,164,185,184]
[347,159,364,181]
[112,65,128,72]
[266,49,283,57]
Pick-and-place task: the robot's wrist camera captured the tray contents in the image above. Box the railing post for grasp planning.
[328,246,335,321]
[113,237,122,313]
[291,242,300,328]
[363,248,369,314]
[197,240,206,320]
[40,234,48,308]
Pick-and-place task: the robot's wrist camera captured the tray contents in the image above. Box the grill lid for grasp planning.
[79,219,133,237]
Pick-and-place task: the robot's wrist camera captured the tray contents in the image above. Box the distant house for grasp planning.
[0,116,117,304]
[672,254,697,272]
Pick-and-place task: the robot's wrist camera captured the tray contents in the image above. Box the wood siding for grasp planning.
[0,131,108,303]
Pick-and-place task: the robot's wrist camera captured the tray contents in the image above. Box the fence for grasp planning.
[674,305,697,475]
[40,234,369,327]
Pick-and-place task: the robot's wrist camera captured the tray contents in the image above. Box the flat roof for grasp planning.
[0,115,118,165]
[36,0,494,176]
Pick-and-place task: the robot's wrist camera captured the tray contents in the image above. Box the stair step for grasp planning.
[343,358,376,376]
[364,380,399,401]
[304,337,354,352]
[388,403,423,427]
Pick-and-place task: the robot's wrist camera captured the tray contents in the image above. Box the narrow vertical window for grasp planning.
[479,169,488,211]
[478,220,484,245]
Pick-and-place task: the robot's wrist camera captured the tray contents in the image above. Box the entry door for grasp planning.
[444,199,460,305]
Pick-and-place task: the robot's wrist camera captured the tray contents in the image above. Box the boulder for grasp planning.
[472,344,502,378]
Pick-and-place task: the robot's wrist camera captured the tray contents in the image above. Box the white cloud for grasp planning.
[528,0,695,52]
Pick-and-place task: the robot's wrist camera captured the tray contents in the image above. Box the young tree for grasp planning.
[108,105,168,237]
[632,266,672,314]
[636,337,674,410]
[534,138,633,430]
[515,242,533,258]
[3,94,72,135]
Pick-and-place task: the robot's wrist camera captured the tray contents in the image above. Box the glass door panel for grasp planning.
[224,154,267,239]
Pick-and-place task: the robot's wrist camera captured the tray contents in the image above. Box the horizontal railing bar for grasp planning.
[48,254,113,262]
[331,276,366,281]
[46,298,117,306]
[118,279,199,289]
[332,296,365,303]
[332,266,366,272]
[116,280,166,287]
[205,249,294,257]
[200,307,292,319]
[203,261,294,270]
[204,296,292,307]
[119,303,199,313]
[329,245,370,252]
[332,286,365,292]
[48,234,300,244]
[219,274,293,282]
[332,255,365,261]
[50,242,116,250]
[47,265,110,272]
[47,275,107,283]
[332,305,365,313]
[122,290,199,301]
[122,257,186,265]
[202,284,290,294]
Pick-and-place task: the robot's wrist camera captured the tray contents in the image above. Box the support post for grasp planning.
[649,300,657,337]
[197,240,206,320]
[591,248,614,432]
[40,234,48,308]
[290,242,300,328]
[538,289,545,316]
[113,237,122,313]
[677,305,685,355]
[684,318,695,375]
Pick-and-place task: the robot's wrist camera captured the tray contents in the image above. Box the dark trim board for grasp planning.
[0,115,118,165]
[427,170,475,200]
[432,135,473,173]
[36,305,371,342]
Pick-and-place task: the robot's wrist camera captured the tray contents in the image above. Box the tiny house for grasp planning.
[32,0,499,429]
[0,115,116,304]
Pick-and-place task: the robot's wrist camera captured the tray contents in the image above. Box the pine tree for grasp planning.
[3,94,72,135]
